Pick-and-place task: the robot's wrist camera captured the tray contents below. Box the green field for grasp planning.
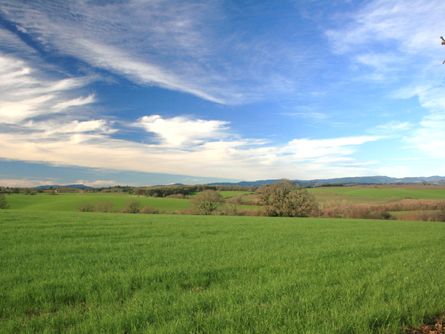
[5,193,190,213]
[218,190,254,199]
[308,186,445,203]
[6,186,445,213]
[1,210,444,333]
[4,193,260,214]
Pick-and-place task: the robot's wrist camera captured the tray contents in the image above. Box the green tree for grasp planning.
[0,194,9,209]
[192,190,224,215]
[257,181,318,217]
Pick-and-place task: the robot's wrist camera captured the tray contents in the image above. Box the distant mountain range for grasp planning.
[34,184,94,190]
[30,176,445,189]
[209,176,445,187]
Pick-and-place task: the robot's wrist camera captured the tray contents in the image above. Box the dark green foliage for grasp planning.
[258,181,318,217]
[132,185,256,198]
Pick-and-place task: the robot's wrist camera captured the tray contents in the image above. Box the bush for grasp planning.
[123,200,141,214]
[79,203,95,212]
[0,194,9,209]
[218,203,239,216]
[192,190,224,215]
[320,202,394,220]
[94,201,114,213]
[257,181,319,217]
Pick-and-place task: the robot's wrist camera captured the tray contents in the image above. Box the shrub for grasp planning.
[320,202,393,220]
[94,201,114,213]
[123,200,141,214]
[218,203,239,216]
[79,203,95,212]
[0,194,9,209]
[257,181,319,217]
[192,190,224,215]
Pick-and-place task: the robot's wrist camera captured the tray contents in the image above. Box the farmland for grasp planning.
[308,185,445,204]
[6,185,445,214]
[1,210,445,333]
[5,193,190,213]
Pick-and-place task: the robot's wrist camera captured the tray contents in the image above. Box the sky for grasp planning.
[1,0,445,187]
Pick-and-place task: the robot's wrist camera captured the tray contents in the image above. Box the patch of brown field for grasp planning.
[406,314,445,334]
[320,199,445,221]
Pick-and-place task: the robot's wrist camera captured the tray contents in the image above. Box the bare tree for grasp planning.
[192,190,224,215]
[257,181,318,217]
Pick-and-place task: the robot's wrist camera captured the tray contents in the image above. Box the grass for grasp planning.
[4,193,259,214]
[5,193,190,213]
[1,210,444,333]
[218,190,254,199]
[308,186,445,203]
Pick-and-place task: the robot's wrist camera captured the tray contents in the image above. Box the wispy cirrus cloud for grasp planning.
[327,0,445,161]
[0,0,308,104]
[0,54,95,123]
[0,48,381,180]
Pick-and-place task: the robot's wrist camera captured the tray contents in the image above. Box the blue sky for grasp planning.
[1,0,445,187]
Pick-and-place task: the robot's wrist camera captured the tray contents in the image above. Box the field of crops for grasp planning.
[5,193,190,213]
[1,210,444,333]
[308,185,445,203]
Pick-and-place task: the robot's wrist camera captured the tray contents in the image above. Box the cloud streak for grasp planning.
[0,0,308,104]
[0,54,94,123]
[327,0,445,162]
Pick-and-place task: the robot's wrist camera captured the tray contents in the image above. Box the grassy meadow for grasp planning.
[4,185,445,215]
[308,185,445,204]
[1,210,445,333]
[4,193,190,213]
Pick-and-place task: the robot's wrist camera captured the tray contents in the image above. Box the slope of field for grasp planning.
[308,185,445,203]
[5,193,190,213]
[218,190,254,198]
[1,211,444,333]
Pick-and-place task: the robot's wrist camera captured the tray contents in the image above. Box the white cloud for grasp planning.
[408,112,445,157]
[327,0,445,163]
[137,115,229,147]
[0,27,34,54]
[371,121,413,135]
[0,0,306,104]
[327,0,445,55]
[0,54,94,124]
[0,122,381,180]
[73,179,118,188]
[0,50,381,180]
[0,178,118,188]
[282,136,380,161]
[0,178,55,187]
[52,94,96,111]
[26,119,114,136]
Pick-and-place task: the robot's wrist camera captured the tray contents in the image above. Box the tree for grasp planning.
[257,181,318,217]
[192,190,224,215]
[0,194,9,209]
